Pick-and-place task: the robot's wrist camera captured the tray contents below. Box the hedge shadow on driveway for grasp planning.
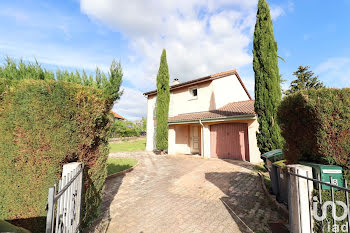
[88,174,125,232]
[205,170,286,233]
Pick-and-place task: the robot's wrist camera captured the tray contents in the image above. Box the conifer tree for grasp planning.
[284,66,324,95]
[155,49,170,150]
[253,0,283,154]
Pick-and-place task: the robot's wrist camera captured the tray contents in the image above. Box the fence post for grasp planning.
[288,165,314,233]
[62,162,82,178]
[46,186,55,233]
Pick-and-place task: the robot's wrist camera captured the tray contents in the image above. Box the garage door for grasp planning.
[210,123,249,161]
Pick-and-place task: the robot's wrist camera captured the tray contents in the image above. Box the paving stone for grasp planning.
[89,151,286,233]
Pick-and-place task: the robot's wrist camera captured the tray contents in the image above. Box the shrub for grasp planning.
[0,79,113,232]
[110,120,145,137]
[277,88,350,176]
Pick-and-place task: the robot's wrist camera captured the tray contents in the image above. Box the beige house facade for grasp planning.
[144,69,262,164]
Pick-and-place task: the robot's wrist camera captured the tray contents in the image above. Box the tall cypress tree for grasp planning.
[156,49,170,150]
[253,0,283,154]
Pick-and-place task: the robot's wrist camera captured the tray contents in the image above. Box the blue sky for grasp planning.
[0,0,349,120]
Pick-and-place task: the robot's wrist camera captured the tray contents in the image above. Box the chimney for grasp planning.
[172,78,179,85]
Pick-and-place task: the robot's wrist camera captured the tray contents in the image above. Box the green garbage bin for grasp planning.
[273,160,288,205]
[299,161,343,190]
[261,149,284,195]
[261,149,284,171]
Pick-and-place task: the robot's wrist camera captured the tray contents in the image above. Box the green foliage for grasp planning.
[141,117,147,131]
[110,120,143,137]
[0,57,54,81]
[285,66,325,95]
[277,88,350,175]
[0,80,114,231]
[0,58,123,231]
[273,159,287,169]
[0,57,123,108]
[253,163,267,173]
[103,60,124,108]
[0,220,30,233]
[253,0,283,154]
[155,49,170,150]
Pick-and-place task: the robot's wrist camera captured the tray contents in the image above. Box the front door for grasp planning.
[190,126,200,154]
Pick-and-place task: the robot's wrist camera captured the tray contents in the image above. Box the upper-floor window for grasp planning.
[189,87,198,100]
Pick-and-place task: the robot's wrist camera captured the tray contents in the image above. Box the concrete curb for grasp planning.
[105,160,138,180]
[258,172,289,219]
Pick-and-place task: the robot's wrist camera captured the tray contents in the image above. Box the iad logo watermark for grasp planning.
[313,197,349,232]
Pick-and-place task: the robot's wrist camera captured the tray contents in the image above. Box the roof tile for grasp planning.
[110,110,125,120]
[143,69,251,99]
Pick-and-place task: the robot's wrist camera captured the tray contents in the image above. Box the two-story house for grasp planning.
[143,69,261,163]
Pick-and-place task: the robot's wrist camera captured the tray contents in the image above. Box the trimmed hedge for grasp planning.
[0,79,112,232]
[277,88,350,180]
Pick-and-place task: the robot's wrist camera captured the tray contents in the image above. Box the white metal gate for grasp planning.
[46,162,84,233]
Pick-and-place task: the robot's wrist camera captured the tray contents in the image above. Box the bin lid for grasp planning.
[261,149,283,159]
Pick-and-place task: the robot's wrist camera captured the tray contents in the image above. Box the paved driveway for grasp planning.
[92,152,285,233]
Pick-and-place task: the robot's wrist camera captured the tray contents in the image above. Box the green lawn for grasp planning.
[109,139,146,153]
[107,158,138,176]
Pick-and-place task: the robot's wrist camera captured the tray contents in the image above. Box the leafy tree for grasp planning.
[0,57,123,109]
[284,66,324,95]
[110,120,141,137]
[155,49,170,150]
[141,117,147,131]
[253,0,283,154]
[104,60,123,108]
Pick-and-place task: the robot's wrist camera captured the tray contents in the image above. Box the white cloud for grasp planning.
[80,0,259,91]
[270,5,285,20]
[79,0,288,119]
[0,40,111,71]
[1,1,289,120]
[0,5,75,40]
[315,57,350,73]
[315,57,350,87]
[287,0,294,12]
[0,7,29,22]
[113,87,147,121]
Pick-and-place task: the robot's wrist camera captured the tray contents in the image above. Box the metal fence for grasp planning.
[289,171,350,233]
[46,163,84,233]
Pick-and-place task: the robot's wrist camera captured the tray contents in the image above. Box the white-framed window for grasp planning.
[189,87,198,100]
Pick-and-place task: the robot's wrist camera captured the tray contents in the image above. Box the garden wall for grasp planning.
[0,79,112,232]
[278,88,350,180]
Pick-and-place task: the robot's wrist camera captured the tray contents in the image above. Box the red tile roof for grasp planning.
[168,100,255,123]
[143,69,252,100]
[110,110,125,120]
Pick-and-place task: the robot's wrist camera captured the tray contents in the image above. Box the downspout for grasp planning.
[199,120,204,157]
